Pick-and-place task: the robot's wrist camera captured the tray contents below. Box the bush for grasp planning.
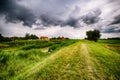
[60,40,75,46]
[20,41,53,50]
[48,45,60,52]
[20,44,37,50]
[0,52,9,64]
[17,51,29,58]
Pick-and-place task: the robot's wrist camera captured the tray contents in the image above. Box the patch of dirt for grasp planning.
[104,45,120,53]
[0,44,9,47]
[105,45,120,49]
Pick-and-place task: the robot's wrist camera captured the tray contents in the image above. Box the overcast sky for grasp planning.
[0,0,120,39]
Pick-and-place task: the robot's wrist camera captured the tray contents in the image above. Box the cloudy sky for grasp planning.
[0,0,120,39]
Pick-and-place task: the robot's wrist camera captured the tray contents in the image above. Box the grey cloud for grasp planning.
[0,0,102,28]
[40,15,63,26]
[101,24,120,33]
[65,18,79,27]
[39,15,80,27]
[81,9,101,25]
[0,0,36,27]
[38,9,102,28]
[16,0,85,28]
[110,15,120,25]
[102,28,120,33]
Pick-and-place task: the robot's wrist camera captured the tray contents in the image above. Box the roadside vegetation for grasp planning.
[23,40,120,80]
[0,34,120,80]
[98,39,120,53]
[0,39,78,80]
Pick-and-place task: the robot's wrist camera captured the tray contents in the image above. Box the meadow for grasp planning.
[0,39,120,80]
[98,39,120,53]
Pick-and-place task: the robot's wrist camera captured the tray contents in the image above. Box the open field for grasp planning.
[0,39,120,80]
[98,40,120,54]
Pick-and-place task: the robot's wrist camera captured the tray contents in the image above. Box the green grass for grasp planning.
[0,39,78,80]
[23,41,120,80]
[98,39,120,54]
[86,41,120,79]
[0,40,53,50]
[0,39,120,80]
[98,39,120,46]
[0,49,50,80]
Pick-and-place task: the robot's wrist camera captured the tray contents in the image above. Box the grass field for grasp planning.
[0,39,120,80]
[98,40,120,54]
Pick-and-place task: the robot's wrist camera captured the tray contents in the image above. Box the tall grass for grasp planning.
[0,39,78,80]
[98,40,120,54]
[98,39,120,46]
[48,39,78,52]
[1,40,53,49]
[0,49,49,80]
[24,41,120,80]
[87,42,120,79]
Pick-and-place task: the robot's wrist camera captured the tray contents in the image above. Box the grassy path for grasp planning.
[14,41,120,80]
[81,44,95,79]
[14,43,79,79]
[86,42,120,79]
[14,43,81,79]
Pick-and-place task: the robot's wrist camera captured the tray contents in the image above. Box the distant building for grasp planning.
[50,36,66,40]
[61,36,65,40]
[40,36,49,41]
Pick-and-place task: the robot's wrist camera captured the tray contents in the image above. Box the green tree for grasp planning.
[30,34,39,39]
[25,33,38,39]
[0,33,4,42]
[25,33,30,39]
[0,34,3,38]
[86,29,101,42]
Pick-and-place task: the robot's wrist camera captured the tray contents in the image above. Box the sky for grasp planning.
[0,0,120,39]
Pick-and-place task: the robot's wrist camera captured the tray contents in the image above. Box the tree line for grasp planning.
[0,33,39,42]
[1,29,119,42]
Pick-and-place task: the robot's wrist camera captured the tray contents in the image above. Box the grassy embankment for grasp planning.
[0,39,78,80]
[0,39,120,80]
[23,40,120,80]
[98,39,120,53]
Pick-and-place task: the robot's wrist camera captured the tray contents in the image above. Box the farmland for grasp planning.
[0,39,120,80]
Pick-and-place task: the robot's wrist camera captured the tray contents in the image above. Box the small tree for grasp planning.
[25,33,30,39]
[86,29,100,42]
[24,33,38,39]
[30,34,39,39]
[0,33,4,42]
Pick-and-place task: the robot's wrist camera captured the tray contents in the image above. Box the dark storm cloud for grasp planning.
[0,0,12,12]
[0,0,80,27]
[102,28,120,33]
[81,9,101,25]
[0,0,36,27]
[40,15,63,26]
[0,0,102,28]
[110,15,120,25]
[39,9,102,27]
[65,18,79,27]
[40,15,80,27]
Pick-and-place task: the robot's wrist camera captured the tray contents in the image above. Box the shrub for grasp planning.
[0,52,9,64]
[48,45,60,52]
[20,41,53,50]
[20,44,36,50]
[17,51,29,58]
